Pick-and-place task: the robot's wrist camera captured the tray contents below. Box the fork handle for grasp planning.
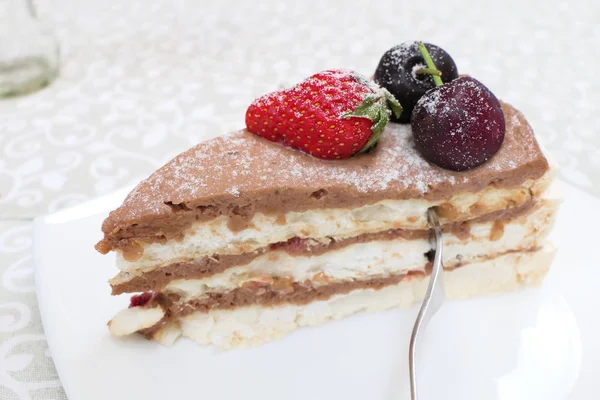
[409,209,445,400]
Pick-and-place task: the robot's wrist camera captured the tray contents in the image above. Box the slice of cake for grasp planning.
[98,44,559,349]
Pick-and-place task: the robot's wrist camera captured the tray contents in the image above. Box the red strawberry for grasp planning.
[245,70,401,159]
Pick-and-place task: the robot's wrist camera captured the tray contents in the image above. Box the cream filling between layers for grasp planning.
[109,245,556,347]
[117,171,555,272]
[162,196,558,301]
[176,245,555,349]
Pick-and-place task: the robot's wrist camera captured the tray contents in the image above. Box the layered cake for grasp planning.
[98,42,559,348]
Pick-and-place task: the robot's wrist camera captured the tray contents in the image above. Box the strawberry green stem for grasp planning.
[417,42,443,87]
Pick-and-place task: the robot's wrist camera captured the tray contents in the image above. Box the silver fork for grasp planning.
[408,209,446,400]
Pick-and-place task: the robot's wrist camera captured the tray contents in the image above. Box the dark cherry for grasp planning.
[411,76,505,171]
[374,41,458,123]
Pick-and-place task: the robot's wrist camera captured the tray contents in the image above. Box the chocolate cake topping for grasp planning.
[97,103,548,254]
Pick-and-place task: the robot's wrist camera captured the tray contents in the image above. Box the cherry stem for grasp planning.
[417,42,443,87]
[415,67,442,77]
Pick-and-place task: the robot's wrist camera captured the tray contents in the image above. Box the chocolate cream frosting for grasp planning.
[96,102,548,254]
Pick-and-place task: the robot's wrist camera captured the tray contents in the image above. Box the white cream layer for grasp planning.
[117,172,554,271]
[162,196,558,300]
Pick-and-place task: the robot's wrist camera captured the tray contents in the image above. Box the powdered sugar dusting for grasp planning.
[123,124,465,208]
[411,63,426,80]
[383,42,418,69]
[227,186,240,197]
[418,87,442,114]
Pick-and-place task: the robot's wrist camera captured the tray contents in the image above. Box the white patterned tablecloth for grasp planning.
[1,0,599,398]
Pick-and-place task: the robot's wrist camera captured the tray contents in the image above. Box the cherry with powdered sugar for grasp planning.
[374,41,458,123]
[410,43,505,171]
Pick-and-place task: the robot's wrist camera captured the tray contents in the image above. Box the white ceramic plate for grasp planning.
[35,182,599,400]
